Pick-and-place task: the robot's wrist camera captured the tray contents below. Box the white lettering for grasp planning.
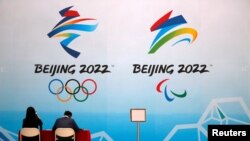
[211,129,247,137]
[212,129,219,136]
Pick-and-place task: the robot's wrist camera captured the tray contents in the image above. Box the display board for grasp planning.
[0,0,250,141]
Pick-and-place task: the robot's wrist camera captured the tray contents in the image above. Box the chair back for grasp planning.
[55,128,75,141]
[20,128,40,141]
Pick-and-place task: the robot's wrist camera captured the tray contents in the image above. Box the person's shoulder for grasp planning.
[23,118,28,122]
[70,118,77,122]
[56,117,63,120]
[38,117,43,122]
[56,117,66,121]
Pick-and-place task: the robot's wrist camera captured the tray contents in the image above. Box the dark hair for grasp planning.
[64,111,72,117]
[26,106,36,119]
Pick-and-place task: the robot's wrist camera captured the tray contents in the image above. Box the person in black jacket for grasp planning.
[22,106,43,130]
[22,106,43,141]
[52,110,80,132]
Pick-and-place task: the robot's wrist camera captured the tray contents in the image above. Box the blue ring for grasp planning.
[48,79,64,95]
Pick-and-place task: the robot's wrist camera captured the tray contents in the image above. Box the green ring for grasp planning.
[73,86,89,102]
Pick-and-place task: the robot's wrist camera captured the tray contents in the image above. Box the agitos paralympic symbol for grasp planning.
[47,6,98,58]
[156,79,187,102]
[48,78,97,103]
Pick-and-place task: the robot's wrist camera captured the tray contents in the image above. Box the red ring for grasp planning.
[81,79,97,95]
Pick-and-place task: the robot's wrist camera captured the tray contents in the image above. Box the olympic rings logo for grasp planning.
[48,78,97,102]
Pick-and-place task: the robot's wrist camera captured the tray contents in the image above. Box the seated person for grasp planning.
[52,111,81,141]
[22,106,43,141]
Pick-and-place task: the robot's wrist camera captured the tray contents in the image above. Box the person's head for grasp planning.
[64,110,72,118]
[25,106,36,119]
